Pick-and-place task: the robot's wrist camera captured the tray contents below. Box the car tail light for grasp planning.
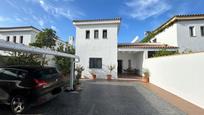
[33,79,48,88]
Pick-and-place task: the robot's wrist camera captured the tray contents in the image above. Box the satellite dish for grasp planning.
[131,36,139,43]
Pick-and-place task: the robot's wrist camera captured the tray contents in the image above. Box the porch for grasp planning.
[117,43,178,79]
[117,51,144,78]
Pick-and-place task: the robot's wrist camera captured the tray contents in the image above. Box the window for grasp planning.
[128,60,131,69]
[89,58,102,69]
[86,30,90,39]
[153,39,157,43]
[20,36,23,44]
[0,68,27,80]
[201,26,204,36]
[103,30,107,38]
[189,26,196,37]
[13,36,16,43]
[94,30,99,39]
[6,36,10,42]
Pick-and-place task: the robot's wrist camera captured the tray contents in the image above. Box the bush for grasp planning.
[55,43,75,76]
[153,50,178,57]
[6,52,41,66]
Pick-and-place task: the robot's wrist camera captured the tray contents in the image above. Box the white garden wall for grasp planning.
[143,52,204,109]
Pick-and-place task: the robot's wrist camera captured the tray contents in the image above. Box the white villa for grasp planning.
[0,26,71,66]
[73,14,204,79]
[1,14,204,79]
[149,14,204,53]
[73,18,178,79]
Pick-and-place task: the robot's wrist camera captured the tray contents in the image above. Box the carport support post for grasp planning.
[70,58,75,90]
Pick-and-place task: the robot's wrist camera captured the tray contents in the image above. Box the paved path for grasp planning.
[0,80,186,115]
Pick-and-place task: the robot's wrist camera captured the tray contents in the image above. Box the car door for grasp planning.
[0,68,14,101]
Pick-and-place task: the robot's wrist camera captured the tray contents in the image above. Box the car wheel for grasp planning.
[10,95,27,114]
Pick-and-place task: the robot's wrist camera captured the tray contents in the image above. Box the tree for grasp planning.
[30,28,57,48]
[30,28,57,66]
[140,32,155,43]
[55,43,75,76]
[6,52,41,66]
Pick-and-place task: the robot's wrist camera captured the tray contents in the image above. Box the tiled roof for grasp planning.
[118,43,178,49]
[175,14,204,17]
[73,17,121,22]
[0,26,41,32]
[152,14,204,34]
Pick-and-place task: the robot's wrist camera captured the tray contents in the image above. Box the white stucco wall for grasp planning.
[0,30,37,56]
[143,53,204,109]
[177,20,204,52]
[151,23,178,46]
[0,31,36,45]
[118,52,137,70]
[0,28,66,67]
[151,20,204,53]
[75,24,119,79]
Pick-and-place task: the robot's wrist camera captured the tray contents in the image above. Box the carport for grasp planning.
[0,39,79,90]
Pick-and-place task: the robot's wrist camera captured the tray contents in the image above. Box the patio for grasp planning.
[0,80,189,115]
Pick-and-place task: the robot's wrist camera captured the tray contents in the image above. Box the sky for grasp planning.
[0,0,204,43]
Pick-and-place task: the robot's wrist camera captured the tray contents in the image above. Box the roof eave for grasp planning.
[152,14,204,34]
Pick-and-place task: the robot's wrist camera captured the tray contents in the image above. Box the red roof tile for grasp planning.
[118,43,178,49]
[73,17,121,22]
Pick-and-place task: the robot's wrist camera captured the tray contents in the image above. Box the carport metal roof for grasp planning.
[0,39,79,90]
[0,39,79,60]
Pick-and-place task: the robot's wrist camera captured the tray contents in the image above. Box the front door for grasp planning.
[118,60,123,74]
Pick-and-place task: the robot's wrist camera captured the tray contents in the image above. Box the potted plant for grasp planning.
[74,65,84,90]
[142,68,150,83]
[107,65,115,80]
[90,70,96,80]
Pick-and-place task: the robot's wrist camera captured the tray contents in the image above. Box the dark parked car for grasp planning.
[0,65,66,114]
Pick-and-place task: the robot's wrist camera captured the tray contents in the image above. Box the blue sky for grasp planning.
[0,0,204,43]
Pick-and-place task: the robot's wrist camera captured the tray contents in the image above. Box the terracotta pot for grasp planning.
[142,77,149,83]
[92,74,96,80]
[107,74,112,80]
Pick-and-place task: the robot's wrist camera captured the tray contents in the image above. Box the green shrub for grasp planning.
[153,50,178,57]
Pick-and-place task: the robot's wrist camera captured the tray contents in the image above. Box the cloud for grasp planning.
[31,15,46,27]
[125,0,171,20]
[121,23,129,29]
[36,0,84,20]
[51,25,57,31]
[39,20,45,27]
[6,0,20,10]
[0,16,11,22]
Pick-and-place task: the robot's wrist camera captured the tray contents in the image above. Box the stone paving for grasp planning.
[0,80,186,115]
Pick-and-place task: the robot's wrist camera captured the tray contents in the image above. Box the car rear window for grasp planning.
[31,68,59,79]
[0,68,28,80]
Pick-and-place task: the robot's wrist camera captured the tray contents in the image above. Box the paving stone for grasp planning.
[0,80,186,115]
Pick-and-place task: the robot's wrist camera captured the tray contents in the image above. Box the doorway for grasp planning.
[118,60,123,74]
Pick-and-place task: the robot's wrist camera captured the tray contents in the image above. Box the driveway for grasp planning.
[0,80,186,115]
